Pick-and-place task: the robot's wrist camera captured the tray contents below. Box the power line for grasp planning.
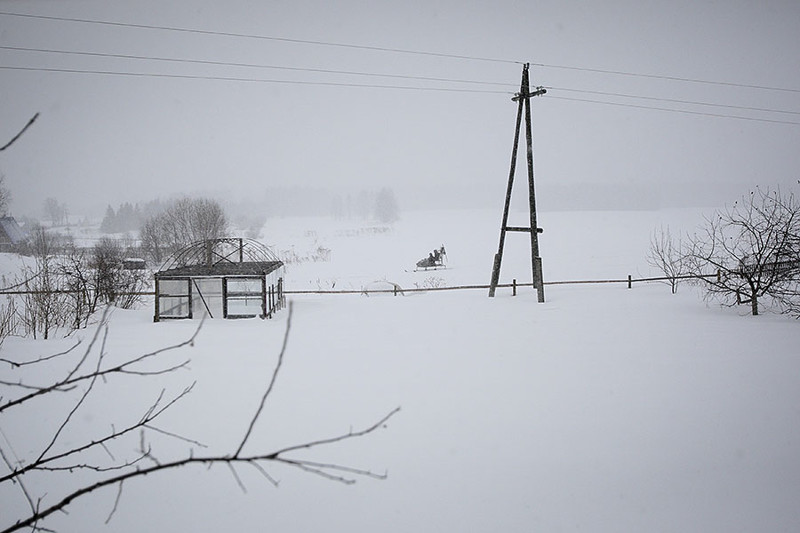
[547,95,800,126]
[1,66,796,124]
[0,64,514,94]
[0,44,517,88]
[0,10,521,65]
[4,44,797,119]
[546,86,800,116]
[2,11,797,96]
[532,62,800,95]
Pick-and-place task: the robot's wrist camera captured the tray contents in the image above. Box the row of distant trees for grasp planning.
[330,187,399,223]
[648,186,800,316]
[0,197,229,341]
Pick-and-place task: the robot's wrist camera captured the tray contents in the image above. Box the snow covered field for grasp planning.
[3,208,800,532]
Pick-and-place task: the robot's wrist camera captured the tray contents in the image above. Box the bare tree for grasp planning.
[0,304,399,532]
[685,187,800,315]
[647,225,688,294]
[374,187,400,224]
[42,198,68,227]
[140,197,229,265]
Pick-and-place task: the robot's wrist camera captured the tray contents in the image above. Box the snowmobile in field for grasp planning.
[415,245,447,271]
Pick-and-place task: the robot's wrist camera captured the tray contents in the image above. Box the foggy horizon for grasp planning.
[1,1,799,221]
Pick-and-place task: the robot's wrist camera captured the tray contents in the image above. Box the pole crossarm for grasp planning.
[503,226,544,233]
[512,87,547,101]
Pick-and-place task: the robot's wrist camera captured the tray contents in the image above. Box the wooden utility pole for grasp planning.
[489,63,546,302]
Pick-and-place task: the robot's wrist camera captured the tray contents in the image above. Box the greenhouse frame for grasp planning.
[154,238,284,321]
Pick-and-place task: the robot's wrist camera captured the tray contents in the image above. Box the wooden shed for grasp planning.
[154,238,284,321]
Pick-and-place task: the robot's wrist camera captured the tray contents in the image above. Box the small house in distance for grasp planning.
[0,217,26,252]
[154,238,284,321]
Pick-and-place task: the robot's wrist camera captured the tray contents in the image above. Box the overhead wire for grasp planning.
[545,86,800,116]
[0,44,518,88]
[2,10,798,94]
[1,10,799,125]
[0,10,522,65]
[546,95,800,126]
[0,64,514,94]
[531,62,800,95]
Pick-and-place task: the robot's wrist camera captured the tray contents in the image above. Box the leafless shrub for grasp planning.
[0,304,399,532]
[647,225,689,294]
[415,276,446,290]
[16,227,71,339]
[59,238,150,330]
[0,298,16,347]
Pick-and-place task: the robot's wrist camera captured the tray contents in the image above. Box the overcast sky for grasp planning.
[1,0,799,218]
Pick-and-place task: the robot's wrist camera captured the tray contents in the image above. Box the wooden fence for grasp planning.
[281,272,721,296]
[0,272,720,298]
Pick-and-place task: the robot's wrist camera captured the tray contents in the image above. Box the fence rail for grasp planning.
[282,272,721,296]
[0,273,721,298]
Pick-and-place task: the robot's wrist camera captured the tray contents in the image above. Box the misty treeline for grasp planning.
[648,186,800,316]
[1,197,229,342]
[99,199,163,234]
[331,187,399,224]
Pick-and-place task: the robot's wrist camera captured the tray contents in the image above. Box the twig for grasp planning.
[0,339,81,368]
[143,424,208,448]
[265,406,401,458]
[227,463,247,494]
[235,301,293,457]
[104,481,123,524]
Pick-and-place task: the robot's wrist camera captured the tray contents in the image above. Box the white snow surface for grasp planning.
[2,208,800,532]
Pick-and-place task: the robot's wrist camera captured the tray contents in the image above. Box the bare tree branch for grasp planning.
[0,113,39,152]
[0,316,201,414]
[1,406,399,533]
[1,303,399,533]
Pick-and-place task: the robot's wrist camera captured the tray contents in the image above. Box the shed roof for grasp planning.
[0,217,25,245]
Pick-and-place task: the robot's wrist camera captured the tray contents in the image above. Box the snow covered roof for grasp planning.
[156,238,283,278]
[0,217,25,245]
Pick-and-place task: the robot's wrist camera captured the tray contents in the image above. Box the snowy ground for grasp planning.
[2,208,800,532]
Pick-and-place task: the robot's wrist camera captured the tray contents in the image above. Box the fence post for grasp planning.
[627,274,632,289]
[512,278,517,296]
